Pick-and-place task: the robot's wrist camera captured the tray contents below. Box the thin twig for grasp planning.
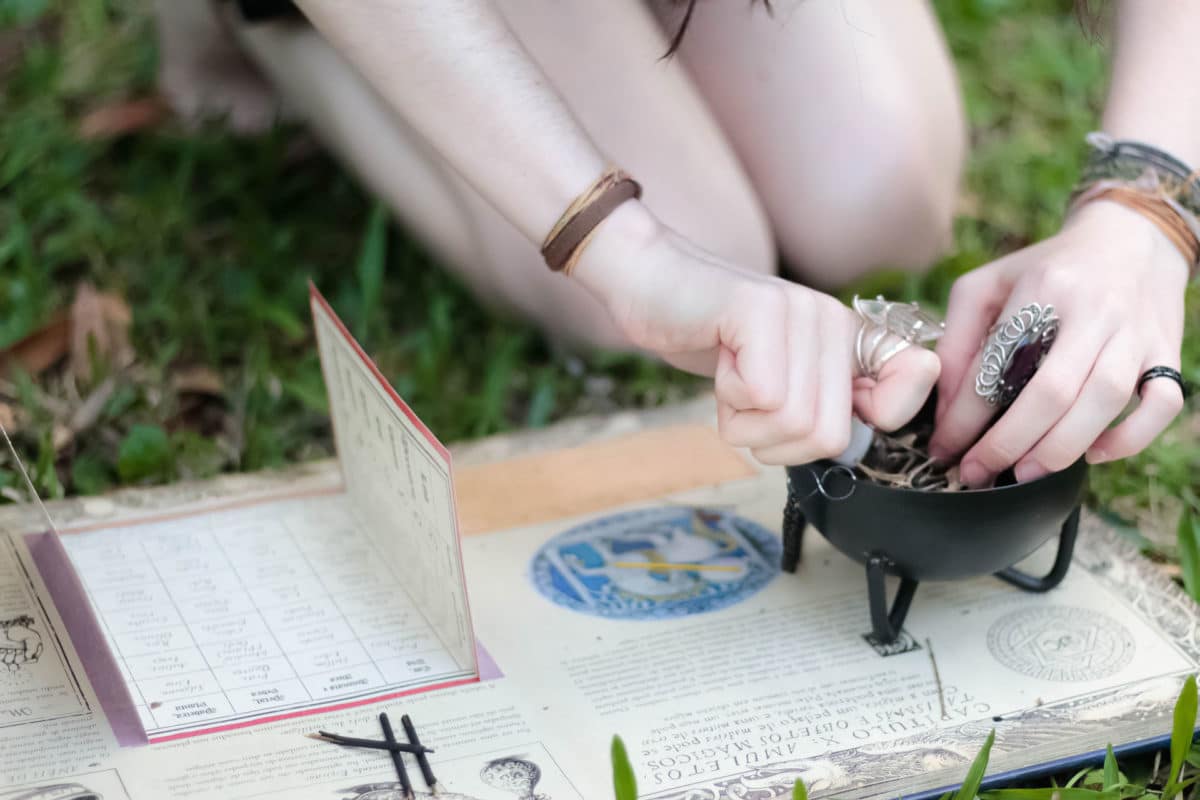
[926,637,948,720]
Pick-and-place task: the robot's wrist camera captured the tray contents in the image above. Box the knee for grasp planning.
[780,110,965,289]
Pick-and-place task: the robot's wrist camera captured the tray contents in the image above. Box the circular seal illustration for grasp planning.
[530,506,781,619]
[987,605,1135,682]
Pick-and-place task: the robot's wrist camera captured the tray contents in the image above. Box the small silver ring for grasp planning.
[788,465,858,503]
[818,465,857,501]
[975,302,1060,407]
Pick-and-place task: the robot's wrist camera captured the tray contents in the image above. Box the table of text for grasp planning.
[61,494,469,739]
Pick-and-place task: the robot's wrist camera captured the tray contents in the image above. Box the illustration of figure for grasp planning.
[480,757,547,800]
[0,784,102,800]
[0,616,43,672]
[532,506,781,619]
[337,756,550,800]
[563,511,752,599]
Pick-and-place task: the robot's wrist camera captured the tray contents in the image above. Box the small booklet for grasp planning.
[1,287,1197,800]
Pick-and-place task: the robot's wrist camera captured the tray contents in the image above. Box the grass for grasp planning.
[0,2,1196,525]
[0,0,701,498]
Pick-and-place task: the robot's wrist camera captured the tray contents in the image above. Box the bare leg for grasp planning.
[654,0,967,288]
[225,2,774,349]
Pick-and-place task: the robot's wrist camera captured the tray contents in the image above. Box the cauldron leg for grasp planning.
[866,556,919,644]
[780,500,806,574]
[995,505,1081,593]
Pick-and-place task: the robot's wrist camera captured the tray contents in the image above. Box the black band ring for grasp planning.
[1136,366,1189,399]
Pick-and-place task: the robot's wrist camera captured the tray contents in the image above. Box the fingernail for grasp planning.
[960,460,987,488]
[1086,448,1109,464]
[1014,461,1049,483]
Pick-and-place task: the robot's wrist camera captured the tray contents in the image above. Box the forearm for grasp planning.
[292,0,609,246]
[1102,1,1200,164]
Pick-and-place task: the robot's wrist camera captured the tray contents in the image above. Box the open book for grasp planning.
[0,288,1197,799]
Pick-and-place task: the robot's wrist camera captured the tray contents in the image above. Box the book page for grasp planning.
[458,465,1200,799]
[108,680,585,799]
[310,288,476,677]
[55,492,476,742]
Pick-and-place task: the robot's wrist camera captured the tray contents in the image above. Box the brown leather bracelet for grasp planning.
[541,168,643,274]
[1070,181,1200,276]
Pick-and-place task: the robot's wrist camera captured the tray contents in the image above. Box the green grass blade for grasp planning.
[1167,674,1198,795]
[355,203,388,341]
[793,779,808,800]
[1178,511,1200,603]
[955,729,996,800]
[611,735,637,800]
[1065,767,1090,788]
[1103,744,1118,790]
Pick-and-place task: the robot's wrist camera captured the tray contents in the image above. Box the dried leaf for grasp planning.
[77,95,167,140]
[0,402,15,433]
[0,314,70,375]
[172,366,224,397]
[69,282,134,380]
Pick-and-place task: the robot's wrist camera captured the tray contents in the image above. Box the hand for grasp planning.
[931,201,1189,487]
[575,203,941,465]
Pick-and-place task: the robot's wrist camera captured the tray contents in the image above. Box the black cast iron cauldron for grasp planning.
[781,397,1089,646]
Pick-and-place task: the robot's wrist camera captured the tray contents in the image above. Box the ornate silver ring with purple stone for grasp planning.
[975,302,1060,407]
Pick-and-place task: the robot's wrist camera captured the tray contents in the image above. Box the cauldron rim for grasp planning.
[795,455,1087,499]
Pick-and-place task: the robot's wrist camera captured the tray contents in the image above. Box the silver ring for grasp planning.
[975,302,1060,407]
[852,295,945,380]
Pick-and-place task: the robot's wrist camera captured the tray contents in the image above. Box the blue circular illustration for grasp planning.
[530,506,781,619]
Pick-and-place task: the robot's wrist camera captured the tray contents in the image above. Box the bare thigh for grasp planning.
[654,0,967,288]
[231,2,774,350]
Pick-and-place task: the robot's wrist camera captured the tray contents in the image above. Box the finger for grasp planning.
[724,291,819,451]
[853,345,940,432]
[956,321,1110,486]
[936,269,1010,422]
[713,285,788,412]
[812,303,855,454]
[751,300,854,464]
[1012,337,1141,481]
[1088,363,1186,463]
[932,291,1089,461]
